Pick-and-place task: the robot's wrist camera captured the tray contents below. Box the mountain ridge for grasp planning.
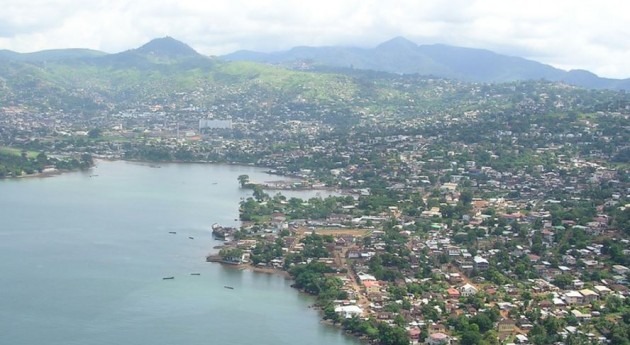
[223,37,630,90]
[1,36,629,90]
[0,48,106,62]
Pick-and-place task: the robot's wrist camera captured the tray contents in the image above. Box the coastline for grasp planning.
[2,157,347,195]
[206,258,291,278]
[208,260,370,344]
[239,264,291,278]
[5,157,361,342]
[0,167,90,180]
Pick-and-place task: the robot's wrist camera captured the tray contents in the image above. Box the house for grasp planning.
[335,305,363,318]
[541,229,555,242]
[428,323,447,334]
[446,287,460,299]
[363,280,381,294]
[564,291,584,305]
[473,256,489,271]
[498,318,516,335]
[426,332,451,345]
[613,265,630,275]
[593,285,612,296]
[448,273,463,283]
[409,327,422,342]
[459,283,478,297]
[357,272,377,282]
[553,297,566,307]
[528,254,541,263]
[444,246,462,257]
[571,309,592,321]
[538,300,553,309]
[271,212,286,223]
[515,334,529,343]
[579,289,599,303]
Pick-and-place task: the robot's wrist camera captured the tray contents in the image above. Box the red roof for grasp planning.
[447,288,460,297]
[363,280,381,288]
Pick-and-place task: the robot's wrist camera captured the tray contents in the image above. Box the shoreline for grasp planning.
[1,157,350,195]
[209,260,369,344]
[207,259,291,278]
[0,167,91,180]
[209,261,372,344]
[239,264,292,278]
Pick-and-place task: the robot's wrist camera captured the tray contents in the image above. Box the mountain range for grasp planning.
[223,37,630,90]
[0,36,213,69]
[1,36,629,92]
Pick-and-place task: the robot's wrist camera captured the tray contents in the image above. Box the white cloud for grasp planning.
[0,0,629,78]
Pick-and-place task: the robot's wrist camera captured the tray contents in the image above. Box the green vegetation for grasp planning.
[0,149,93,178]
[218,248,243,263]
[3,38,630,345]
[290,261,409,345]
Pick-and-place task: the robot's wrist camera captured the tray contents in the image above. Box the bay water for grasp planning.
[0,160,358,345]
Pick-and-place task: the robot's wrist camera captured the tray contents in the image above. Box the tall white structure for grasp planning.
[199,119,233,131]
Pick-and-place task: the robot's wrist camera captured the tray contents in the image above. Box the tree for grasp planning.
[460,190,473,205]
[323,304,340,323]
[470,313,493,333]
[377,323,409,345]
[36,152,48,165]
[219,248,243,262]
[237,174,250,188]
[88,128,102,138]
[606,295,624,313]
[552,273,574,289]
[482,330,500,345]
[252,185,268,202]
[460,329,482,345]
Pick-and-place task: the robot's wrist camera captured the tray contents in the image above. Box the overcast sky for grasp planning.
[1,0,629,78]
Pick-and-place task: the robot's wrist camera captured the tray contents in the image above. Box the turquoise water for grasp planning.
[0,161,358,345]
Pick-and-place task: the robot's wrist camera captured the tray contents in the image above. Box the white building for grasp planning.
[459,283,478,297]
[335,305,363,318]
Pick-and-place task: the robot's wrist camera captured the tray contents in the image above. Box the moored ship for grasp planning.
[211,223,236,239]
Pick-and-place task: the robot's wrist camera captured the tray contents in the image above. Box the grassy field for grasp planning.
[298,227,371,237]
[0,146,38,158]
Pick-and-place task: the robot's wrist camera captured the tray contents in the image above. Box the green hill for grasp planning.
[0,37,627,121]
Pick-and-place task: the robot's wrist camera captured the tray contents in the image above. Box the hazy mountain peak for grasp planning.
[375,36,418,51]
[135,36,200,57]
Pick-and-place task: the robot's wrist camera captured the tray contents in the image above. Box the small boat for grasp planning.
[190,273,201,276]
[188,236,194,239]
[163,277,175,280]
[224,285,234,290]
[168,231,177,234]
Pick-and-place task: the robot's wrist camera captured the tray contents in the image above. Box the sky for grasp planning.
[1,0,629,78]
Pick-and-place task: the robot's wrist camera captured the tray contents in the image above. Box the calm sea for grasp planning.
[0,160,358,345]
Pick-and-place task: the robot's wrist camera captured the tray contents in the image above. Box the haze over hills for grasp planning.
[1,36,629,90]
[0,37,213,69]
[0,37,360,112]
[0,36,629,115]
[91,36,215,69]
[223,37,630,90]
[0,48,107,62]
